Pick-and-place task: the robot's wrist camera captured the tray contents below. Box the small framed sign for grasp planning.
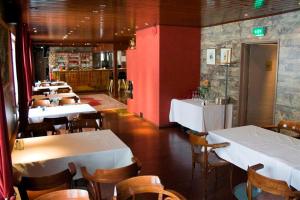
[220,48,231,64]
[206,49,215,65]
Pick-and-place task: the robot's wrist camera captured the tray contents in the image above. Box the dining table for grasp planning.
[32,92,79,101]
[12,130,133,179]
[169,98,233,132]
[207,125,300,190]
[33,84,71,92]
[28,103,96,123]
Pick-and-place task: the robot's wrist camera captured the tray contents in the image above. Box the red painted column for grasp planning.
[127,25,200,127]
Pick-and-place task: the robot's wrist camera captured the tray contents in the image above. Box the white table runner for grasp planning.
[28,103,96,123]
[12,130,133,179]
[207,125,300,190]
[169,99,233,132]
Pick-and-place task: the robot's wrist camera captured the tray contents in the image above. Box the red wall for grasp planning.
[127,26,160,125]
[127,25,200,127]
[159,26,200,126]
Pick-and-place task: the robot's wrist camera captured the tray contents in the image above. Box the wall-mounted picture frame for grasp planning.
[220,48,232,64]
[206,48,215,65]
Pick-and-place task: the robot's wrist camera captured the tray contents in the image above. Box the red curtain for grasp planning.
[0,69,15,200]
[16,23,33,132]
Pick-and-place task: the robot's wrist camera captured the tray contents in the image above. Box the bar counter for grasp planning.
[52,69,112,92]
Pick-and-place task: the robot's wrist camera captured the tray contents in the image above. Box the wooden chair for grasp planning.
[32,99,51,108]
[79,111,103,128]
[44,117,69,134]
[81,157,142,200]
[14,162,77,200]
[114,175,186,200]
[70,118,100,133]
[262,120,300,138]
[59,98,77,105]
[23,122,56,137]
[57,87,72,93]
[233,164,300,200]
[188,131,231,199]
[33,88,51,95]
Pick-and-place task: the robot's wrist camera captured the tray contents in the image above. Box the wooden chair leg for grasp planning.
[203,167,208,200]
[192,161,195,180]
[229,164,233,191]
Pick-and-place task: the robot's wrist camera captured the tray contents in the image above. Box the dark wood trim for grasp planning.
[238,43,250,126]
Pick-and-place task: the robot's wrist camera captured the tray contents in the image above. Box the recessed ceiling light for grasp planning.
[92,10,99,13]
[70,30,73,33]
[120,30,124,34]
[114,33,118,35]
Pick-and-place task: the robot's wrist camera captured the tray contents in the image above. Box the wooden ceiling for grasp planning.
[17,0,300,45]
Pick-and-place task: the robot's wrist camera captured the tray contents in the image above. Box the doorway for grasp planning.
[239,42,278,126]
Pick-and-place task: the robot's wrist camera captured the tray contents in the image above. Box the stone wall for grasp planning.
[201,10,300,126]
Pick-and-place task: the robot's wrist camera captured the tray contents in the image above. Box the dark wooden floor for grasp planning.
[101,109,246,200]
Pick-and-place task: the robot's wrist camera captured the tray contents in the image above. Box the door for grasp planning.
[239,43,278,126]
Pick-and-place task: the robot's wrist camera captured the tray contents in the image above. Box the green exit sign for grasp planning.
[254,0,265,9]
[252,27,266,37]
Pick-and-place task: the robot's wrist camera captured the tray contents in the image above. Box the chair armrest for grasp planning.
[166,189,187,200]
[210,142,230,149]
[249,163,264,171]
[187,130,208,137]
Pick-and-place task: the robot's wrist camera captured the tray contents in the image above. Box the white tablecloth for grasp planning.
[207,125,300,190]
[28,104,96,123]
[33,85,71,92]
[169,99,233,132]
[32,92,78,101]
[12,130,133,179]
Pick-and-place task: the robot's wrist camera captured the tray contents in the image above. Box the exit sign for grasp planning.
[252,27,266,37]
[254,0,265,9]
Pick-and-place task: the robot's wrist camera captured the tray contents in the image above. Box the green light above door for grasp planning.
[252,27,266,37]
[254,0,265,9]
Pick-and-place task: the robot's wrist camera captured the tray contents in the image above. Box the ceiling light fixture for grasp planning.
[92,10,99,13]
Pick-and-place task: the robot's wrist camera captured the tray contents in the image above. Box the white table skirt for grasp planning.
[207,125,300,190]
[32,92,78,101]
[169,99,233,132]
[33,85,71,92]
[12,130,133,179]
[28,104,96,123]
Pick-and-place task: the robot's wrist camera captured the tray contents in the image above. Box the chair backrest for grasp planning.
[115,175,185,200]
[57,87,71,93]
[79,111,103,128]
[32,99,51,108]
[277,120,300,135]
[188,133,209,164]
[32,88,51,96]
[247,164,298,200]
[70,118,100,133]
[81,157,142,200]
[16,162,76,200]
[23,122,56,137]
[59,98,76,105]
[43,117,69,130]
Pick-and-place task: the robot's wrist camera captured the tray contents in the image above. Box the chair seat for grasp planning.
[233,182,284,200]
